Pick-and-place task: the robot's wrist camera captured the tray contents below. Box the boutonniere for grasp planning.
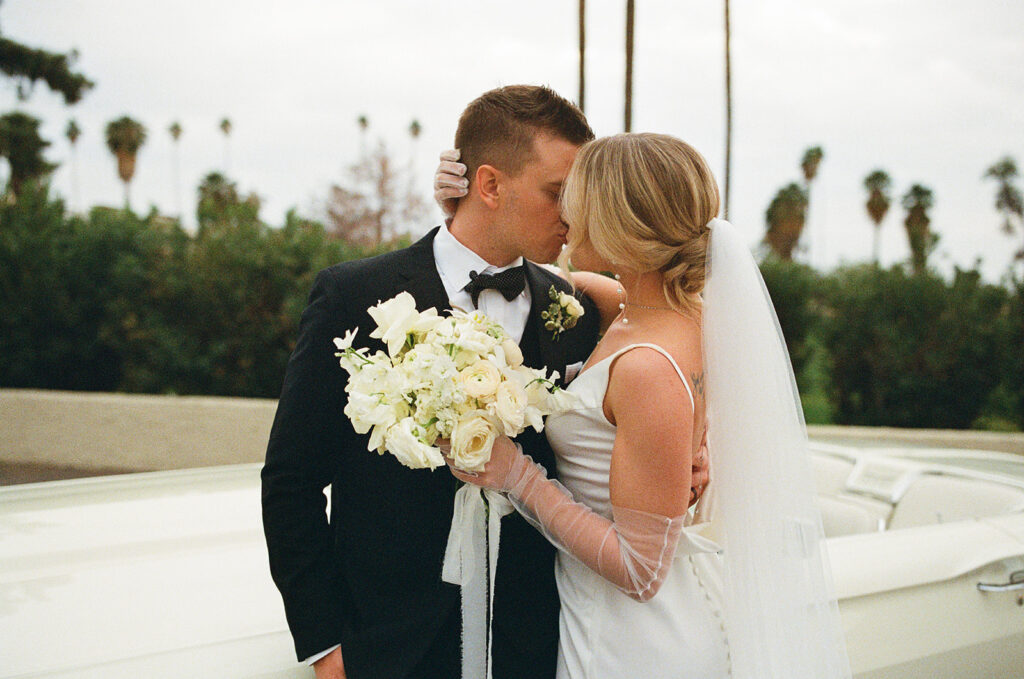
[541,285,585,341]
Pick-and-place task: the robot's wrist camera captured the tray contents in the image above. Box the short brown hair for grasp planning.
[454,85,594,184]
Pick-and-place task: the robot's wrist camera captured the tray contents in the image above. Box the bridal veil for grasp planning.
[701,218,851,678]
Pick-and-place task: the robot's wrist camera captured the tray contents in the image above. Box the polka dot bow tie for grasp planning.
[463,266,526,308]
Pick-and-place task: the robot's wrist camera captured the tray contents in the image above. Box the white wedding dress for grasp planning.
[545,343,732,679]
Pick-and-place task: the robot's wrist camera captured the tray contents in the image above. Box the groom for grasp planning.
[262,85,601,679]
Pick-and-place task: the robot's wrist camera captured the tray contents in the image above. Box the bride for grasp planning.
[442,133,850,679]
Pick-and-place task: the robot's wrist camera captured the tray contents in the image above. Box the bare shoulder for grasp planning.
[610,326,704,402]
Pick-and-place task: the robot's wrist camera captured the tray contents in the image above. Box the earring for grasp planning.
[615,273,628,325]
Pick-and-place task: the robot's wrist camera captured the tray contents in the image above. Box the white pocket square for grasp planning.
[564,361,584,384]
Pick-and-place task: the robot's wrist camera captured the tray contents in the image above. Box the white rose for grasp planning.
[559,292,585,319]
[500,338,524,367]
[460,360,502,399]
[450,411,498,472]
[385,417,445,469]
[490,380,527,435]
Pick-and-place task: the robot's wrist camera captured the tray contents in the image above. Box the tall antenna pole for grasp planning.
[624,0,635,132]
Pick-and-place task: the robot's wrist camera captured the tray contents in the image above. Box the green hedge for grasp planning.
[2,186,1021,429]
[0,184,403,398]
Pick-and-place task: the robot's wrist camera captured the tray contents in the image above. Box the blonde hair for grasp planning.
[559,133,720,317]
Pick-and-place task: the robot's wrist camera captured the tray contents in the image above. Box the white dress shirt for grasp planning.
[432,223,532,343]
[305,224,532,667]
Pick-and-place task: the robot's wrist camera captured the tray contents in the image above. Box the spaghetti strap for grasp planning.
[607,343,696,412]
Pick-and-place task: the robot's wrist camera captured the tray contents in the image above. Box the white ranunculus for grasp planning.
[559,292,585,319]
[491,380,527,435]
[460,360,502,399]
[385,417,445,469]
[450,411,497,472]
[500,338,524,367]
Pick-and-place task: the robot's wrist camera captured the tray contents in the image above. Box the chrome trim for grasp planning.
[977,570,1024,592]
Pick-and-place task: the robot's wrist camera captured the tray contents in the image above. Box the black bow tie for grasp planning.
[463,266,526,308]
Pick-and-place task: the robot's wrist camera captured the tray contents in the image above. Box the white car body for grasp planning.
[1,444,1022,678]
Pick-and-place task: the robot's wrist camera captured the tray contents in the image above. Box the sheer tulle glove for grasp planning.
[434,149,469,217]
[446,436,703,602]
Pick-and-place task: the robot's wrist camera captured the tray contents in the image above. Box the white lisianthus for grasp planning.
[385,417,445,469]
[453,327,500,355]
[452,348,480,370]
[450,411,498,472]
[500,338,523,367]
[345,390,395,435]
[460,360,502,399]
[368,291,442,356]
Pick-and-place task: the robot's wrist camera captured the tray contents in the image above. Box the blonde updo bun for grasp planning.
[559,133,720,316]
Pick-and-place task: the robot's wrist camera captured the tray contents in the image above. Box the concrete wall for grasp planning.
[2,389,1022,476]
[2,389,277,473]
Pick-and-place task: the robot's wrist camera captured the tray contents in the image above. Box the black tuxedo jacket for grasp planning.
[261,227,600,679]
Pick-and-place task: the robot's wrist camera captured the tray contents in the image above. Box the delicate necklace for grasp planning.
[625,302,674,311]
[614,274,629,324]
[614,274,676,324]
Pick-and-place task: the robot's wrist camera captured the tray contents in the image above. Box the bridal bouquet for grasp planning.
[334,291,576,472]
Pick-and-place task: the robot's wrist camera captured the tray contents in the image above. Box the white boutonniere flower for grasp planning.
[541,285,585,341]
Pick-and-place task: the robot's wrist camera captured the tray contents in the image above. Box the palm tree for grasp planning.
[104,116,146,209]
[0,111,56,197]
[169,121,183,218]
[219,117,232,173]
[723,0,732,219]
[800,146,824,185]
[800,146,824,263]
[65,119,81,145]
[408,119,422,173]
[578,0,586,112]
[764,183,808,260]
[901,184,936,274]
[357,114,369,158]
[624,0,634,132]
[65,118,81,210]
[984,156,1023,261]
[863,169,892,264]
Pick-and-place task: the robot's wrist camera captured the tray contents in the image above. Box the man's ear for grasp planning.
[474,165,502,210]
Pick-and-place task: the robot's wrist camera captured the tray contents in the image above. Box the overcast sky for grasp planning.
[2,0,1022,280]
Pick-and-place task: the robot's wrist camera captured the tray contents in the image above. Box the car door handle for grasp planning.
[977,570,1024,592]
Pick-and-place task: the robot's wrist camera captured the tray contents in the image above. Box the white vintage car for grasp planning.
[1,444,1022,678]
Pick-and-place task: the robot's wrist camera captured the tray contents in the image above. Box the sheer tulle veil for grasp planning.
[700,218,851,678]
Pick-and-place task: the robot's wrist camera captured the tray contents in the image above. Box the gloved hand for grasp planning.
[434,149,469,217]
[446,436,710,602]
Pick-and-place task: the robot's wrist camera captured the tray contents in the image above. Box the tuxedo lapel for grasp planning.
[523,261,564,381]
[397,226,452,314]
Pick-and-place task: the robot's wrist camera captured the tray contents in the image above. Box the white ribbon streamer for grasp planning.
[442,484,515,679]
